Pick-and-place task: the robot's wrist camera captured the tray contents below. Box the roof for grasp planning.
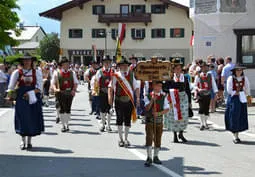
[8,26,47,41]
[13,42,40,49]
[39,0,189,21]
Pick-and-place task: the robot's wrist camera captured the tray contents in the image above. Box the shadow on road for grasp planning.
[185,140,221,147]
[128,144,170,151]
[70,130,100,135]
[42,132,58,136]
[239,141,255,145]
[184,166,222,175]
[0,154,179,177]
[27,147,73,154]
[69,123,93,127]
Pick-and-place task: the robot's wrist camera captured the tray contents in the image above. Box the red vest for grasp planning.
[233,77,245,91]
[58,70,74,91]
[198,73,212,90]
[18,69,36,87]
[116,71,133,96]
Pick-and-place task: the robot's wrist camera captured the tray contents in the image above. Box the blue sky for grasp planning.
[16,0,189,34]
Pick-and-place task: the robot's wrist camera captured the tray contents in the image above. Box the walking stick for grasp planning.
[153,91,157,148]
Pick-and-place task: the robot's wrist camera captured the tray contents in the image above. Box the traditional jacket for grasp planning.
[97,68,112,93]
[58,70,74,91]
[115,70,134,97]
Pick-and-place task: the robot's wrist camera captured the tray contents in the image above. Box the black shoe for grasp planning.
[96,116,101,120]
[119,141,124,147]
[89,111,94,115]
[233,138,241,144]
[144,157,153,167]
[61,127,67,132]
[20,143,26,150]
[200,126,205,131]
[178,132,188,143]
[100,126,105,132]
[173,132,179,143]
[106,126,112,132]
[153,156,162,164]
[56,117,60,124]
[27,144,32,149]
[66,126,70,132]
[205,124,210,129]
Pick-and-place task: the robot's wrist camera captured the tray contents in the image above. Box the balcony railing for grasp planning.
[98,13,152,25]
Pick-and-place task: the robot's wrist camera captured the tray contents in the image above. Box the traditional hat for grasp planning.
[200,61,210,67]
[19,52,36,61]
[58,56,69,65]
[171,58,184,66]
[152,80,163,85]
[231,63,246,71]
[117,56,131,65]
[102,55,112,62]
[129,55,138,61]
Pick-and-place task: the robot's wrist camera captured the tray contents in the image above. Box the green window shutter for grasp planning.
[170,29,174,38]
[151,5,155,13]
[131,5,135,13]
[92,29,96,38]
[151,29,155,38]
[162,29,165,38]
[131,28,135,39]
[69,29,72,38]
[111,29,116,40]
[142,5,146,13]
[102,6,105,14]
[142,29,146,39]
[181,28,185,38]
[92,6,96,15]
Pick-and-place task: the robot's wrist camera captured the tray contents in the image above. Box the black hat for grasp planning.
[117,56,131,65]
[19,52,35,61]
[90,60,97,65]
[200,61,210,67]
[152,80,163,85]
[102,55,112,62]
[129,55,138,61]
[171,58,184,66]
[231,63,246,71]
[58,56,70,65]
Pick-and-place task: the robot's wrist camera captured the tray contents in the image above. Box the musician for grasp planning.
[194,62,218,130]
[144,81,169,167]
[51,57,79,132]
[7,53,44,150]
[95,55,113,132]
[108,57,139,147]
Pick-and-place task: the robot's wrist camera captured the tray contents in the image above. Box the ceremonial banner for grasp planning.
[169,89,183,121]
[115,23,126,63]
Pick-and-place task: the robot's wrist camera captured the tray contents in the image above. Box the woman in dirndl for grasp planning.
[225,64,251,144]
[7,53,44,150]
[163,58,191,143]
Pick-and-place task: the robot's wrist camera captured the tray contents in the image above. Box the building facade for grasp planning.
[40,0,193,65]
[190,0,255,94]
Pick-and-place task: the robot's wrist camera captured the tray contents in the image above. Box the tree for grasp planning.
[39,33,60,61]
[0,0,20,49]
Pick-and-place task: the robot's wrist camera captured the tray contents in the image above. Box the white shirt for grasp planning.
[0,70,7,83]
[109,70,139,92]
[51,69,79,86]
[194,72,218,93]
[8,69,43,91]
[144,91,169,110]
[227,75,251,97]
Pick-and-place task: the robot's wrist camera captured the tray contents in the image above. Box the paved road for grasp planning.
[0,84,255,177]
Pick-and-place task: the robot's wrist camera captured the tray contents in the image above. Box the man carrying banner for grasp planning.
[95,55,113,132]
[108,57,139,147]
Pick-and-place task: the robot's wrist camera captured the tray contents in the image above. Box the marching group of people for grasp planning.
[2,52,253,167]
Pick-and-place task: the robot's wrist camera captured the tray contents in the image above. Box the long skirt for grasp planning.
[15,86,44,136]
[164,91,189,132]
[225,95,248,133]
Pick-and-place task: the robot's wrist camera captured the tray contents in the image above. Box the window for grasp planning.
[170,28,185,38]
[131,29,146,39]
[120,5,129,15]
[234,29,255,68]
[93,5,105,15]
[111,29,126,40]
[131,5,146,13]
[69,29,83,38]
[92,29,106,38]
[151,4,166,14]
[151,29,165,38]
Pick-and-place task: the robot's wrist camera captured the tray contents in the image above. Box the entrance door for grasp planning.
[120,5,129,16]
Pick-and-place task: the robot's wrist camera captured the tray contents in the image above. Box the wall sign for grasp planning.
[68,50,104,56]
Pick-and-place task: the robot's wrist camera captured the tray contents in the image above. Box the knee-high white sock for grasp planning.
[56,108,60,118]
[21,136,26,145]
[60,114,65,128]
[200,115,205,126]
[124,126,130,141]
[233,132,239,139]
[154,147,160,157]
[100,113,106,127]
[118,126,123,141]
[66,113,71,126]
[107,114,111,128]
[147,146,152,158]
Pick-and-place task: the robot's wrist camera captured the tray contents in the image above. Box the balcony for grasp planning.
[98,13,152,25]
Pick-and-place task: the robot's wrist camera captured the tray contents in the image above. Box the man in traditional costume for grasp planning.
[194,62,218,130]
[163,58,191,143]
[144,81,169,167]
[51,57,79,132]
[7,53,44,150]
[108,57,139,147]
[225,64,251,143]
[95,55,113,132]
[84,61,98,115]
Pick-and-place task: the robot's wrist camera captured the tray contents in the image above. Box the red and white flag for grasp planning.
[190,35,194,46]
[118,23,126,44]
[169,89,183,121]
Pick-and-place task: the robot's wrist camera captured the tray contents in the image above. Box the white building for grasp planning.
[40,0,193,65]
[9,25,47,54]
[190,0,255,94]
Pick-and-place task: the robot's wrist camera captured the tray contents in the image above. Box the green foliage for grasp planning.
[0,54,41,64]
[39,33,60,62]
[0,0,20,49]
